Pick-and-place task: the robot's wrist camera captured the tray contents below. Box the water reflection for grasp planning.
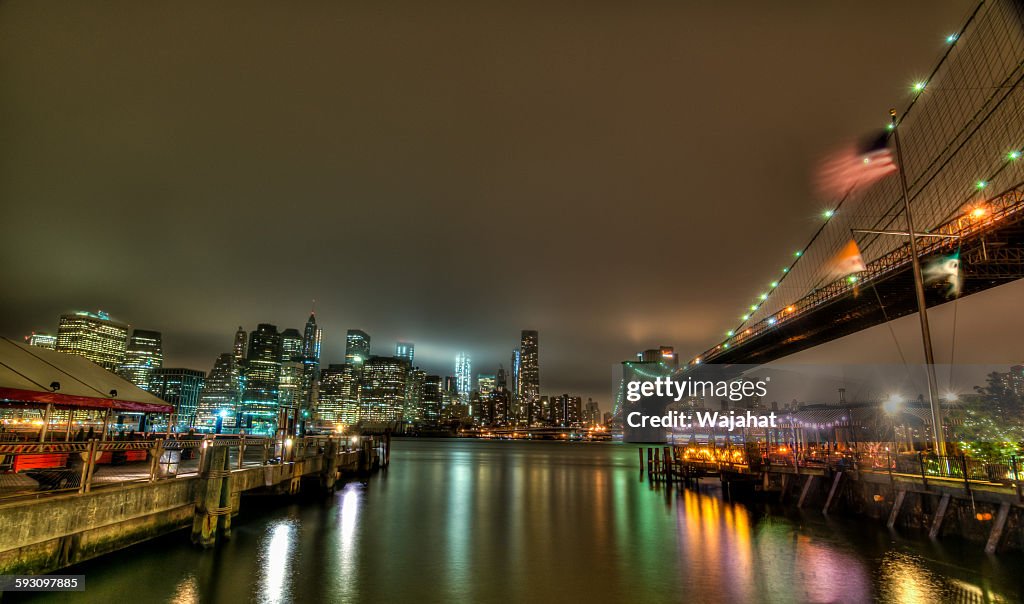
[256,520,296,604]
[14,440,1020,604]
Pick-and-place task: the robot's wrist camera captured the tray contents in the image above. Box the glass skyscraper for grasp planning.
[345,330,371,365]
[241,323,282,434]
[455,352,472,406]
[150,368,206,429]
[118,329,163,391]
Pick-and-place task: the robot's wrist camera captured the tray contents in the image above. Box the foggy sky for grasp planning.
[4,0,1017,407]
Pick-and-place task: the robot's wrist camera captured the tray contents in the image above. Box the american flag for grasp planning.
[816,131,897,199]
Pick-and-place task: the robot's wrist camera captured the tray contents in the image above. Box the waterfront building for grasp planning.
[455,352,472,406]
[27,333,57,350]
[421,375,443,426]
[552,394,582,427]
[241,323,282,434]
[584,398,601,428]
[150,368,206,429]
[56,310,129,372]
[233,326,247,362]
[345,329,371,365]
[195,353,243,430]
[396,341,415,365]
[318,363,360,427]
[360,356,409,424]
[117,329,163,391]
[405,368,425,424]
[518,330,540,404]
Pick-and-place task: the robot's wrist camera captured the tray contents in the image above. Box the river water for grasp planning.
[14,439,1024,603]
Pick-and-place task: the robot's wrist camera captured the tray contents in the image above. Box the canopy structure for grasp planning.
[0,337,173,414]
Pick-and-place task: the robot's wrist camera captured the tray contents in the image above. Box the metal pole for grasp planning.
[890,109,945,456]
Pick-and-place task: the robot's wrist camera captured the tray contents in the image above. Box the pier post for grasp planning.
[887,489,906,529]
[929,493,950,538]
[985,502,1011,554]
[797,475,815,508]
[321,437,340,492]
[823,471,843,514]
[191,443,232,548]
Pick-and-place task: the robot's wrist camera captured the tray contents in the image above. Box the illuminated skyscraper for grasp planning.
[396,341,415,365]
[195,353,243,431]
[346,330,371,365]
[150,368,205,429]
[300,313,322,426]
[584,398,601,428]
[517,330,540,417]
[405,368,425,424]
[422,375,443,426]
[241,323,282,434]
[552,394,582,427]
[455,352,472,406]
[233,326,247,362]
[27,333,57,350]
[280,328,303,362]
[360,356,408,424]
[477,374,496,400]
[118,329,163,391]
[278,361,303,412]
[318,363,360,427]
[56,311,129,372]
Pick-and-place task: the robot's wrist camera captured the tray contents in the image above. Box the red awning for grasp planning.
[0,337,174,414]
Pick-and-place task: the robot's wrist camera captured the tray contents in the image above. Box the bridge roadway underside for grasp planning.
[708,220,1024,365]
[0,450,364,575]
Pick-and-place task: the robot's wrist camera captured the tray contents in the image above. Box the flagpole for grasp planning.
[890,108,946,456]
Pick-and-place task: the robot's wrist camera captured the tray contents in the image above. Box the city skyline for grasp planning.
[7,1,1024,410]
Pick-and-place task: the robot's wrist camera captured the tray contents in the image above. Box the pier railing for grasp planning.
[0,434,379,502]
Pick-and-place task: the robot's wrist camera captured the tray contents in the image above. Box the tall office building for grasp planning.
[278,361,304,411]
[360,357,409,424]
[56,311,129,372]
[518,330,540,401]
[280,328,303,362]
[150,368,206,429]
[195,353,243,430]
[552,394,582,427]
[300,313,322,424]
[346,330,371,365]
[488,367,512,426]
[405,368,425,424]
[233,326,247,362]
[318,363,360,426]
[584,398,602,428]
[511,349,521,398]
[118,329,163,391]
[395,341,415,365]
[455,353,472,406]
[477,374,496,400]
[241,324,282,434]
[422,375,443,426]
[27,333,57,350]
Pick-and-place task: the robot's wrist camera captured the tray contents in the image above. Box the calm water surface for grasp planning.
[14,439,1024,603]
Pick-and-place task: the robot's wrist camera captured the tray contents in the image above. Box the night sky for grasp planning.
[3,1,1019,406]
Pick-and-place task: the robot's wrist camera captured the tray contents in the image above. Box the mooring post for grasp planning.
[638,447,644,475]
[929,493,951,539]
[191,443,231,548]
